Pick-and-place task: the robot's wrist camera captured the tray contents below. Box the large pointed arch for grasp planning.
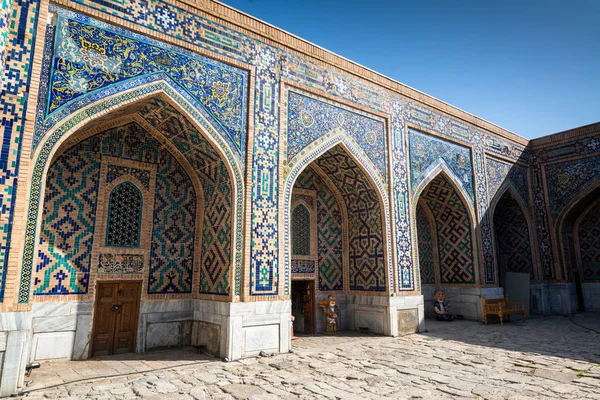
[411,158,477,221]
[555,179,600,282]
[489,182,538,281]
[282,131,393,295]
[410,161,479,286]
[17,78,245,303]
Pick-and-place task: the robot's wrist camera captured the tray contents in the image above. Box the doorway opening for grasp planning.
[291,280,315,335]
[492,190,534,314]
[91,281,142,357]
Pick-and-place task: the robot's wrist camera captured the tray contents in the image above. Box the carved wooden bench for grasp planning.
[482,296,525,325]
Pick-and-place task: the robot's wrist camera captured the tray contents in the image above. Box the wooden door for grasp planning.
[92,281,141,357]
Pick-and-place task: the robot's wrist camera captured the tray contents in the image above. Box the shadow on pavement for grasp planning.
[420,312,600,364]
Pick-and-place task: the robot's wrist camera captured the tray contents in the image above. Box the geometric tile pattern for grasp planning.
[106,182,143,247]
[315,146,386,291]
[133,98,233,292]
[287,89,387,182]
[577,202,600,282]
[316,183,344,291]
[531,132,600,279]
[0,0,42,302]
[292,204,311,256]
[199,161,232,295]
[545,156,600,218]
[390,103,414,291]
[493,193,533,276]
[41,12,248,153]
[148,155,196,294]
[409,129,474,200]
[486,158,529,207]
[421,174,476,284]
[416,203,436,285]
[293,167,343,291]
[34,145,101,295]
[107,165,151,190]
[34,122,200,295]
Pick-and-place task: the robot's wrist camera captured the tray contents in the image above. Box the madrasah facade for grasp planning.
[0,0,598,395]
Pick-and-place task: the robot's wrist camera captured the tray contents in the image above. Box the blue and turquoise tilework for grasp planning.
[287,89,387,182]
[0,0,41,302]
[486,157,530,208]
[545,157,600,219]
[409,129,474,200]
[37,8,249,155]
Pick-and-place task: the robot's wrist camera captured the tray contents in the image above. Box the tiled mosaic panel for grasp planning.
[545,157,600,218]
[578,203,600,281]
[107,165,150,190]
[493,194,533,276]
[530,132,600,280]
[421,175,475,284]
[287,90,387,182]
[40,12,248,153]
[416,203,436,285]
[486,158,529,207]
[294,167,343,291]
[391,105,414,291]
[148,154,196,294]
[136,97,233,295]
[1,0,42,301]
[409,129,474,200]
[0,0,9,68]
[314,147,386,291]
[316,184,344,291]
[106,182,143,247]
[292,204,311,256]
[34,147,100,295]
[199,161,232,295]
[34,122,204,295]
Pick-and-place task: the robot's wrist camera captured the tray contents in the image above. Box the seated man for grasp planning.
[433,288,454,321]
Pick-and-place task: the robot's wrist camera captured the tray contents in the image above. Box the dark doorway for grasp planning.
[91,281,142,357]
[291,280,315,334]
[493,191,533,315]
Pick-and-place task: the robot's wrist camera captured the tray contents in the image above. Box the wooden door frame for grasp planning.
[90,280,142,357]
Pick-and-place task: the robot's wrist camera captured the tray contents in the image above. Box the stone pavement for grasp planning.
[19,314,600,399]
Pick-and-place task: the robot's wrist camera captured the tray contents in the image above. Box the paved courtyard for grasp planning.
[20,314,600,399]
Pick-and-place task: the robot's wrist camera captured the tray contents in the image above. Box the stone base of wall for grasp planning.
[21,295,425,378]
[531,282,600,315]
[192,299,291,360]
[582,283,600,310]
[0,312,32,397]
[312,294,424,337]
[138,300,194,352]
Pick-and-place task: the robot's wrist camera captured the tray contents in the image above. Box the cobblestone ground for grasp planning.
[21,314,600,399]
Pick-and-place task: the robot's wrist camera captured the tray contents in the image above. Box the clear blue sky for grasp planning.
[220,0,599,139]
